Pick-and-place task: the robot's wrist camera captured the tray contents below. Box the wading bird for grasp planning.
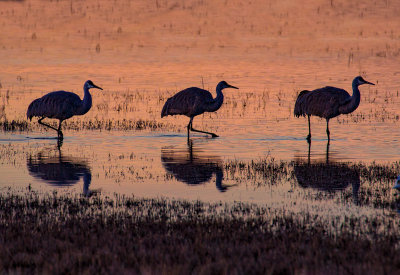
[27,80,103,139]
[161,81,238,138]
[294,76,374,143]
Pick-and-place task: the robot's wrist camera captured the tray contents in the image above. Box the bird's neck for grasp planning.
[341,82,361,114]
[76,86,92,115]
[207,87,224,112]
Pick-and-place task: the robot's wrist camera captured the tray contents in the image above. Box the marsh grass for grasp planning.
[63,118,170,131]
[0,119,29,131]
[0,192,399,274]
[0,118,175,132]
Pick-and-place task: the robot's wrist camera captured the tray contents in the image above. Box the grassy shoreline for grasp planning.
[1,192,399,274]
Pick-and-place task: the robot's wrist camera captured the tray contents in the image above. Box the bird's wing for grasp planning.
[302,87,351,118]
[320,86,351,105]
[161,87,214,117]
[28,91,82,119]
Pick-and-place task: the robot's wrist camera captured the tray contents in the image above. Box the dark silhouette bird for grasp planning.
[161,139,233,192]
[294,142,360,204]
[27,150,96,196]
[161,81,238,138]
[27,80,103,139]
[294,76,374,143]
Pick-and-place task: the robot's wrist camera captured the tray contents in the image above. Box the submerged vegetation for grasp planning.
[0,192,400,274]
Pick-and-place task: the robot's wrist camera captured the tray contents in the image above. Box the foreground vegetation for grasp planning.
[0,192,399,274]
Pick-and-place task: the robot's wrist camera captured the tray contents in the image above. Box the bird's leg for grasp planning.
[38,117,59,132]
[188,117,219,138]
[57,120,64,140]
[306,115,311,143]
[187,118,193,139]
[190,126,219,138]
[326,119,330,143]
[57,137,63,149]
[187,139,193,161]
[326,141,330,164]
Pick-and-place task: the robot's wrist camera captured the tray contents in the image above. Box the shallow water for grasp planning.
[1,0,400,219]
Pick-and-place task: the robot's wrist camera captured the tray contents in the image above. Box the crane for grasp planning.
[161,81,238,138]
[27,80,103,139]
[294,76,374,143]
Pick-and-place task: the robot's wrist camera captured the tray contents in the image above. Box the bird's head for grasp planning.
[218,81,239,90]
[354,76,374,86]
[85,80,103,90]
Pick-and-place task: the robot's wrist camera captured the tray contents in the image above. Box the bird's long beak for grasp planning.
[228,84,239,89]
[93,84,103,90]
[364,80,375,86]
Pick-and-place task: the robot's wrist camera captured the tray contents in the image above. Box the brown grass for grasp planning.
[0,192,400,274]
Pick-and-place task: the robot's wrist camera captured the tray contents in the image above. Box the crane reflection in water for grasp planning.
[26,148,97,197]
[161,139,234,192]
[294,143,360,204]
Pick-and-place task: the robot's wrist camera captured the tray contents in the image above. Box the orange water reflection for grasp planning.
[27,149,95,196]
[161,139,235,192]
[294,143,360,205]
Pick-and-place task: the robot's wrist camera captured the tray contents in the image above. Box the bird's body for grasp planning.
[294,76,374,142]
[162,87,220,118]
[28,91,90,121]
[27,80,102,139]
[161,81,238,138]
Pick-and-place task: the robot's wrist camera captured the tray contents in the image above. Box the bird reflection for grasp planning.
[161,139,231,192]
[294,142,360,204]
[27,148,96,196]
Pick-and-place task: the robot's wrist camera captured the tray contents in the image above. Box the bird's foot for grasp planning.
[210,133,219,138]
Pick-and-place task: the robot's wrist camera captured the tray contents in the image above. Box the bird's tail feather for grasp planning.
[26,98,43,120]
[294,90,311,117]
[161,98,170,118]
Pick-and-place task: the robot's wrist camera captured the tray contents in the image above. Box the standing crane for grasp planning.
[294,76,374,143]
[161,81,238,138]
[27,80,103,139]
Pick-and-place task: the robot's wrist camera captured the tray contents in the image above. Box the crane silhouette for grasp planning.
[27,80,103,139]
[294,76,374,143]
[161,81,238,138]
